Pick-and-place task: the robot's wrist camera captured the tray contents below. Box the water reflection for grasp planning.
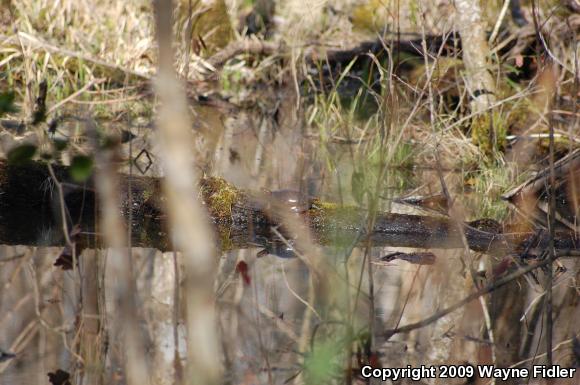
[0,88,456,384]
[0,236,432,384]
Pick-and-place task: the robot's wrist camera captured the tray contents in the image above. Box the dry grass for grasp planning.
[8,0,156,75]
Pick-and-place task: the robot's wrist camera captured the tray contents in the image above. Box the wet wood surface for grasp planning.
[0,160,578,255]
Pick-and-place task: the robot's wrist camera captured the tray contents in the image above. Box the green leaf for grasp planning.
[304,340,342,384]
[0,91,18,117]
[70,155,94,182]
[7,144,37,164]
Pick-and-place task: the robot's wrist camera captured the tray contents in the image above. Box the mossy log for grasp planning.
[0,159,578,255]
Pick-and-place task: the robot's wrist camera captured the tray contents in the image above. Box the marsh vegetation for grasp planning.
[0,1,579,384]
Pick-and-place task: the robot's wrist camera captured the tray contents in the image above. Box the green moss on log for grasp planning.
[308,198,362,231]
[200,177,241,220]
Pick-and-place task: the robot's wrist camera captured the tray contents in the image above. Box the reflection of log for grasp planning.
[1,159,579,254]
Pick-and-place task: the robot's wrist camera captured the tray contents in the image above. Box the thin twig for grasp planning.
[384,255,559,338]
[172,251,182,383]
[46,164,74,248]
[546,80,556,368]
[0,254,26,263]
[280,263,321,320]
[489,0,511,45]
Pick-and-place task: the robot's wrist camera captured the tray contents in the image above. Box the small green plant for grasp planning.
[69,155,94,182]
[0,91,18,116]
[463,160,525,221]
[303,339,344,384]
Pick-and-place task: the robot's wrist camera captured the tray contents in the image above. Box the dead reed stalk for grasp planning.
[152,1,221,384]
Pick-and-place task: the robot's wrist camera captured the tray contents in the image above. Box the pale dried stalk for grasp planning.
[87,119,150,385]
[488,0,510,45]
[153,1,221,384]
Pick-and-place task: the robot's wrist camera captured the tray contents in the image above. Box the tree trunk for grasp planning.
[454,0,500,153]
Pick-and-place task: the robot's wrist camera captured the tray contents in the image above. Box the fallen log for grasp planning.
[0,159,578,255]
[205,34,459,70]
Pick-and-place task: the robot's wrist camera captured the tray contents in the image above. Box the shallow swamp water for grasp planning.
[1,23,579,383]
[2,81,564,385]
